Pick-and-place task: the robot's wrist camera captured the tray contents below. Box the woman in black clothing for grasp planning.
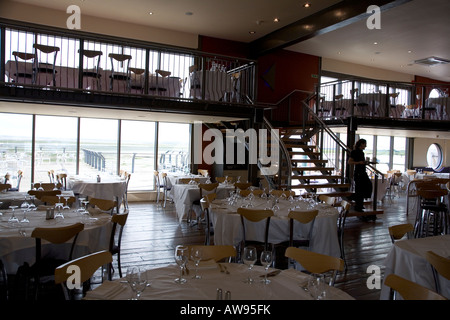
[348,139,373,212]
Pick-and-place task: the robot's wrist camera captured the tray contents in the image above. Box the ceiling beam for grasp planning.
[249,0,412,58]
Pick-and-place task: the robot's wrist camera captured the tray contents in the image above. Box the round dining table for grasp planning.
[68,175,127,205]
[210,197,341,258]
[84,262,354,300]
[0,207,112,274]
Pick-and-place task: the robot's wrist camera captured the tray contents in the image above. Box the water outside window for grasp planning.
[157,122,190,173]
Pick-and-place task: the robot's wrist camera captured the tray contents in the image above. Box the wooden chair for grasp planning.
[288,209,319,248]
[33,44,60,86]
[234,182,252,191]
[122,172,131,209]
[29,222,84,299]
[384,274,447,300]
[8,170,23,191]
[251,189,264,197]
[161,173,173,208]
[237,208,273,259]
[11,51,36,85]
[56,173,68,190]
[187,245,236,263]
[0,184,11,192]
[189,183,219,224]
[200,193,216,245]
[425,251,450,295]
[239,189,252,197]
[108,53,132,92]
[318,194,336,206]
[55,250,112,300]
[28,189,62,200]
[89,197,117,215]
[40,195,76,206]
[285,247,344,286]
[216,176,233,184]
[33,182,61,191]
[270,189,295,198]
[79,49,103,91]
[198,169,209,177]
[108,210,129,280]
[337,200,351,269]
[154,171,164,204]
[388,223,414,243]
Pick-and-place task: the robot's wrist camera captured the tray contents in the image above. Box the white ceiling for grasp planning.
[9,0,450,82]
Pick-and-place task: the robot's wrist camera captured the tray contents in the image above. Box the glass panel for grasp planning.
[426,143,443,170]
[376,136,391,173]
[392,137,406,172]
[358,134,374,163]
[157,122,190,173]
[121,120,156,190]
[79,118,118,177]
[34,115,78,185]
[0,113,32,191]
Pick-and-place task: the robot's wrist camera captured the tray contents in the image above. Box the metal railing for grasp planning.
[1,22,257,105]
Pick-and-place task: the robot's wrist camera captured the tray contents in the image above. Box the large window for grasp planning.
[0,112,191,192]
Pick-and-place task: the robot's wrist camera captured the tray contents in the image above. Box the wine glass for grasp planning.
[20,204,30,223]
[54,201,64,219]
[126,266,147,300]
[260,250,273,284]
[63,196,71,210]
[8,205,19,223]
[307,273,328,300]
[190,247,203,279]
[174,245,188,284]
[242,246,257,284]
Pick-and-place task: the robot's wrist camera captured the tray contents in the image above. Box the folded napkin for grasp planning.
[85,281,127,300]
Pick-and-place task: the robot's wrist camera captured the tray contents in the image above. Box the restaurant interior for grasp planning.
[0,0,449,305]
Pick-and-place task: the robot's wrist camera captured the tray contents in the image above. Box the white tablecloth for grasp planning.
[380,235,450,300]
[85,263,354,300]
[0,208,112,274]
[190,70,233,101]
[69,175,127,205]
[172,183,234,222]
[210,198,341,258]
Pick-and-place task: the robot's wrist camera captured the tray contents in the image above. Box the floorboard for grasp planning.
[114,191,415,300]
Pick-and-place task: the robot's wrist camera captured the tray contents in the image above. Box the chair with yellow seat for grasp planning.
[384,273,447,300]
[197,169,209,177]
[216,176,233,184]
[28,222,85,299]
[28,189,62,201]
[388,223,414,243]
[425,251,450,295]
[40,195,76,207]
[237,208,274,260]
[288,209,319,249]
[234,182,252,191]
[187,245,236,263]
[189,183,219,224]
[318,194,336,206]
[0,184,11,192]
[200,193,216,245]
[33,182,61,191]
[270,189,295,198]
[89,197,117,215]
[108,210,129,280]
[55,250,112,300]
[285,247,344,286]
[108,53,132,92]
[56,173,68,190]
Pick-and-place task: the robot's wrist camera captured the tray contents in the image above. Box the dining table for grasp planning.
[190,70,233,101]
[0,190,74,209]
[0,206,112,274]
[68,175,127,206]
[84,262,354,300]
[209,196,341,258]
[380,234,450,300]
[172,182,235,223]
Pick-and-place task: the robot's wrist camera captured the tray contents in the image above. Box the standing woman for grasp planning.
[348,139,373,213]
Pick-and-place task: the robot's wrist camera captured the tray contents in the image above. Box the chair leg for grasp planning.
[117,253,123,278]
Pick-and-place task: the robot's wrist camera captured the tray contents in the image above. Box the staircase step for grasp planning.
[292,159,328,164]
[294,167,335,172]
[284,144,316,149]
[316,191,354,198]
[289,151,321,156]
[292,175,342,180]
[291,183,351,189]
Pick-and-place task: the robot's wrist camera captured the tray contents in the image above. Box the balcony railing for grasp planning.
[1,22,257,105]
[318,79,450,121]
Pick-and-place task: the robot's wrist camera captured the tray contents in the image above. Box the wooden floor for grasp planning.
[115,191,415,300]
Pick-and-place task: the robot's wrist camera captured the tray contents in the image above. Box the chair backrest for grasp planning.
[0,184,11,192]
[384,274,447,300]
[237,208,273,250]
[33,182,61,191]
[239,189,252,197]
[285,247,344,286]
[318,195,336,206]
[33,44,60,86]
[198,169,209,177]
[426,251,450,280]
[234,182,252,191]
[89,197,117,213]
[216,177,233,184]
[388,223,414,243]
[187,245,237,263]
[198,183,219,198]
[109,210,129,252]
[40,195,76,206]
[270,190,295,198]
[288,209,319,247]
[54,250,112,300]
[28,189,62,200]
[178,178,193,184]
[48,170,55,183]
[56,173,68,190]
[31,222,84,261]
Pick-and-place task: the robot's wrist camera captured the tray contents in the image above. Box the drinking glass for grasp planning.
[174,245,188,284]
[126,266,147,300]
[307,273,328,300]
[63,196,71,210]
[8,205,19,223]
[190,247,203,279]
[242,246,257,284]
[260,250,273,284]
[54,201,64,219]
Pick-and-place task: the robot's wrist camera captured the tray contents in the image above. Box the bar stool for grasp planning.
[414,188,448,237]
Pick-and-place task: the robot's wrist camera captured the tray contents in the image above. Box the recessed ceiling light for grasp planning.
[273,18,280,22]
[303,3,311,8]
[148,12,154,15]
[408,50,412,54]
[373,42,378,45]
[249,31,256,34]
[185,12,193,16]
